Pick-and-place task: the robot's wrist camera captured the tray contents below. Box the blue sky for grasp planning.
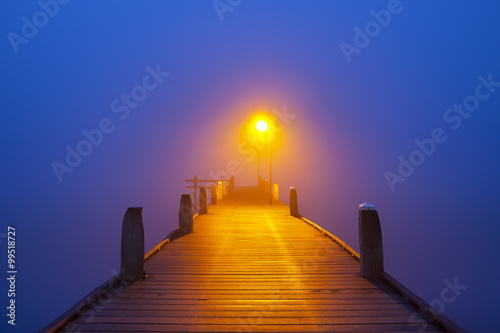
[1,1,499,331]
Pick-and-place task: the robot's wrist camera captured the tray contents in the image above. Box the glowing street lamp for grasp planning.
[256,120,268,132]
[256,120,272,205]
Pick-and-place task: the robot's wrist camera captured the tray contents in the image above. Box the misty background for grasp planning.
[1,1,499,331]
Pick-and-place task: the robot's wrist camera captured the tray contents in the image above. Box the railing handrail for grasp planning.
[300,217,360,260]
[39,216,198,333]
[185,179,228,183]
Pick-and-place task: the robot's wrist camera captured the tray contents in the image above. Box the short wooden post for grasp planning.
[222,181,228,196]
[230,176,234,188]
[199,187,208,214]
[179,194,193,234]
[217,181,223,200]
[274,183,279,200]
[193,175,198,211]
[211,184,217,205]
[290,187,299,217]
[359,203,384,279]
[121,207,145,281]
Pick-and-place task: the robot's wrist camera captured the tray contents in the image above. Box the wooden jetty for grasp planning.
[42,184,465,332]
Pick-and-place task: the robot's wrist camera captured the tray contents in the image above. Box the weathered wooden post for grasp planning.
[193,175,198,212]
[273,183,279,201]
[179,194,193,234]
[121,207,145,281]
[217,181,223,200]
[199,187,208,215]
[222,181,228,196]
[211,184,217,205]
[359,203,384,279]
[290,187,299,217]
[230,176,234,188]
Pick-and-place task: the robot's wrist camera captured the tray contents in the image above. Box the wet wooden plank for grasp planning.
[75,323,443,333]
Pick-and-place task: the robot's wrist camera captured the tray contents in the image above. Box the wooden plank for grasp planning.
[72,315,431,325]
[93,303,416,312]
[105,299,411,305]
[73,323,445,332]
[87,309,417,318]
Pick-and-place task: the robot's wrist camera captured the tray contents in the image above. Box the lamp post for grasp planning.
[256,120,272,205]
[257,151,260,186]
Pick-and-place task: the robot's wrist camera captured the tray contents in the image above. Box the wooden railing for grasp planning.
[185,175,234,211]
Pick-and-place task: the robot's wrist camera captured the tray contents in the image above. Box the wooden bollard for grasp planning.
[179,194,193,234]
[217,181,223,200]
[230,176,234,188]
[199,187,208,215]
[290,187,299,217]
[222,181,228,196]
[121,207,145,281]
[211,184,217,205]
[359,203,384,279]
[273,183,279,200]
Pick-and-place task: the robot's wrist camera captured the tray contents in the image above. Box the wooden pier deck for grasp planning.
[53,187,455,332]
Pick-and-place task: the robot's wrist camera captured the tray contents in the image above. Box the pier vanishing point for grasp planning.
[42,179,466,332]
